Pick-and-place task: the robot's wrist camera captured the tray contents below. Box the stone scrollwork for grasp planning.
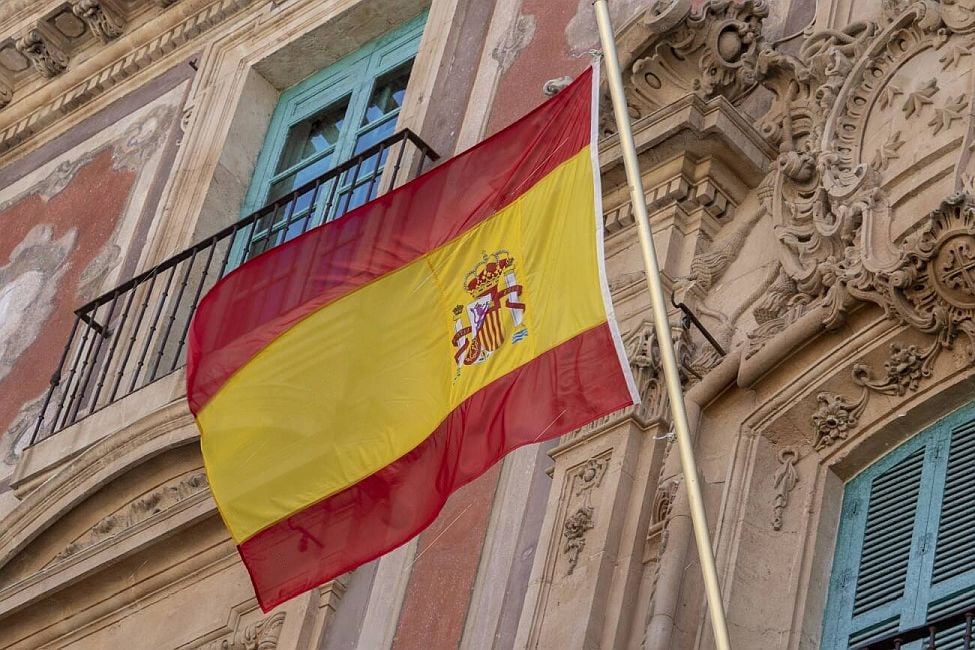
[852,341,939,396]
[569,321,696,441]
[812,390,867,450]
[608,1,975,358]
[805,194,975,451]
[624,320,697,421]
[714,0,975,358]
[771,447,799,530]
[754,20,880,319]
[572,457,608,496]
[0,79,11,110]
[48,470,209,566]
[603,0,772,135]
[939,0,975,33]
[826,193,975,360]
[561,453,611,575]
[813,324,945,452]
[542,76,572,97]
[199,611,286,650]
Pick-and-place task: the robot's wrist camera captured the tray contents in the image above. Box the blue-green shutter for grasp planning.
[823,403,975,649]
[924,419,975,648]
[852,448,925,617]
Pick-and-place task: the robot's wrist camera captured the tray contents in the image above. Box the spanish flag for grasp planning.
[187,67,637,612]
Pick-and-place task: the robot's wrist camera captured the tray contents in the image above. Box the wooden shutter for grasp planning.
[932,420,975,585]
[843,448,928,647]
[823,404,975,650]
[926,419,975,648]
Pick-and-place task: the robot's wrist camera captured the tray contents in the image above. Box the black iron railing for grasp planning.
[852,606,975,649]
[30,129,438,444]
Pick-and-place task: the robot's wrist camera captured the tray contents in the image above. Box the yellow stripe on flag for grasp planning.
[198,146,604,543]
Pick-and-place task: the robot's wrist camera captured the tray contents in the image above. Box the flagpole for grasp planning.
[592,2,732,648]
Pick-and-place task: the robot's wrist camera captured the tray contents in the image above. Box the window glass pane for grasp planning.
[354,118,397,155]
[362,60,413,125]
[268,155,333,204]
[236,16,425,271]
[275,97,349,174]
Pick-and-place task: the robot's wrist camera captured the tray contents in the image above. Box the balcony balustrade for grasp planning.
[852,605,975,650]
[30,128,438,444]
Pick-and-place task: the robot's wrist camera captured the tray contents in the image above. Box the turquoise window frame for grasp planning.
[822,402,975,648]
[229,13,426,268]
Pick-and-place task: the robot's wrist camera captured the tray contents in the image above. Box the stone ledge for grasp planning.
[598,94,776,190]
[11,369,191,497]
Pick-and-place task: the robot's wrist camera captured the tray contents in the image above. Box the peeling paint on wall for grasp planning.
[0,86,184,482]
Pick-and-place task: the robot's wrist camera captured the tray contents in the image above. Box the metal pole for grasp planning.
[592,2,732,648]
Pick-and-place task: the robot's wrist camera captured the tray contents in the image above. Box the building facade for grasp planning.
[1,0,973,648]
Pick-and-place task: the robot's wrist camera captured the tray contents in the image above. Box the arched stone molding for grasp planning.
[0,399,199,582]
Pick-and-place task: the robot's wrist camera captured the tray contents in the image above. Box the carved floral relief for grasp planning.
[561,454,611,575]
[812,391,867,450]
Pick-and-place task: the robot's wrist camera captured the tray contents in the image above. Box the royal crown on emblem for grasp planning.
[465,250,515,297]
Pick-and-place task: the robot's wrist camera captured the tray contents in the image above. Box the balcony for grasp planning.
[29,129,438,445]
[852,604,975,649]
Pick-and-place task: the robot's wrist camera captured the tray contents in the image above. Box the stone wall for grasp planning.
[5,0,973,648]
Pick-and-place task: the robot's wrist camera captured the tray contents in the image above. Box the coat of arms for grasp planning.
[451,250,527,374]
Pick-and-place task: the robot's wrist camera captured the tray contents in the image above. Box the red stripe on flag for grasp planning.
[236,321,631,612]
[186,69,593,414]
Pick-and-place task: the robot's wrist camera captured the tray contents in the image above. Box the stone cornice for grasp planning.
[0,0,258,159]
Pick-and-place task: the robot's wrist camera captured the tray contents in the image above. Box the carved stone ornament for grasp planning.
[605,0,771,135]
[618,0,975,361]
[48,470,209,566]
[0,79,11,110]
[152,0,181,7]
[645,476,681,559]
[675,207,767,357]
[0,0,251,146]
[852,340,939,396]
[751,3,975,347]
[810,336,941,451]
[15,28,68,78]
[572,457,608,496]
[622,320,696,423]
[560,453,611,575]
[542,75,572,97]
[562,505,594,576]
[771,447,799,530]
[825,193,975,359]
[812,390,867,450]
[199,611,285,650]
[568,321,695,441]
[72,0,125,44]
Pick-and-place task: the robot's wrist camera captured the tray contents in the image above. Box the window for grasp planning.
[822,404,975,648]
[233,13,425,265]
